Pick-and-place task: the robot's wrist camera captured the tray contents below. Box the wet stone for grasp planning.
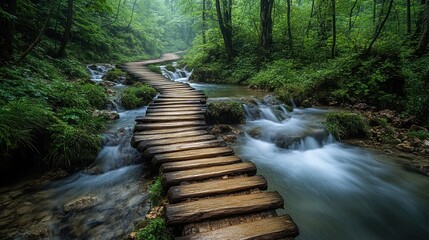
[63,196,99,212]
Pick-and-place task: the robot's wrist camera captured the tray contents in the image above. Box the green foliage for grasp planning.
[325,112,371,140]
[45,120,102,169]
[103,68,125,82]
[0,99,52,153]
[206,101,246,124]
[121,83,156,109]
[136,218,171,240]
[408,130,429,140]
[147,64,162,74]
[148,178,164,205]
[248,60,297,90]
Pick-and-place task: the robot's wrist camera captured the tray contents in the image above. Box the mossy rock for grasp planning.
[325,112,371,140]
[165,64,176,72]
[136,218,171,240]
[206,101,246,125]
[147,64,162,74]
[103,68,124,82]
[120,83,156,109]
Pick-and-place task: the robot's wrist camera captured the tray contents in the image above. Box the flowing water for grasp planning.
[164,67,429,239]
[0,65,150,239]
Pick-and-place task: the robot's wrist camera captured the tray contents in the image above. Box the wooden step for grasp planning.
[158,95,206,99]
[146,106,206,112]
[134,126,207,135]
[168,175,268,203]
[134,121,206,131]
[143,139,226,158]
[136,134,216,151]
[145,111,205,117]
[150,101,206,106]
[132,130,208,146]
[160,156,242,173]
[152,147,234,165]
[165,191,283,224]
[161,162,257,188]
[135,115,204,123]
[175,215,299,240]
[154,98,206,103]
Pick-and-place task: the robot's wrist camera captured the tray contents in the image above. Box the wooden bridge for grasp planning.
[125,54,299,239]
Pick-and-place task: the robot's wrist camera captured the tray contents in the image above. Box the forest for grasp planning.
[1,0,428,183]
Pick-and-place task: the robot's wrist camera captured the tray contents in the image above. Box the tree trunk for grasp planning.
[215,0,235,60]
[56,0,74,58]
[349,0,358,33]
[416,0,429,56]
[373,0,377,23]
[0,0,17,63]
[126,0,137,29]
[414,0,426,39]
[406,0,411,34]
[305,0,315,36]
[259,0,275,52]
[331,0,336,58]
[286,0,293,53]
[202,0,207,44]
[366,0,394,54]
[17,2,55,63]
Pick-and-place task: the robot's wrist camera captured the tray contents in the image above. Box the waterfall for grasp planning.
[87,64,114,82]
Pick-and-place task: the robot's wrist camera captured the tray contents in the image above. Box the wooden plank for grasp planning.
[158,95,206,99]
[136,134,216,150]
[145,111,205,117]
[146,106,206,112]
[143,139,226,157]
[175,215,299,240]
[150,101,206,105]
[165,191,283,224]
[132,130,208,146]
[134,121,206,131]
[152,147,234,165]
[134,126,207,135]
[135,115,204,123]
[160,156,242,173]
[167,175,268,203]
[161,162,257,188]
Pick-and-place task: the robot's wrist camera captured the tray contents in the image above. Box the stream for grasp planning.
[1,64,428,239]
[163,66,429,240]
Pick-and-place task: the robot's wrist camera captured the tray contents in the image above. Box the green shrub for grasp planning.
[206,101,246,124]
[77,83,108,109]
[0,99,53,153]
[247,60,297,90]
[408,130,429,140]
[121,83,156,109]
[45,121,102,169]
[103,68,124,82]
[147,64,162,74]
[148,177,164,205]
[136,218,171,240]
[325,112,371,140]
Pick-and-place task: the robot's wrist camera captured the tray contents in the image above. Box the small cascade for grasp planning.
[160,65,193,82]
[87,64,114,82]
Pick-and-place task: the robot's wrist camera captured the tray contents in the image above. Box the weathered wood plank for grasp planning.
[165,192,284,225]
[136,134,216,151]
[152,147,234,165]
[135,115,204,123]
[143,139,226,158]
[160,156,242,173]
[158,95,206,99]
[132,130,208,146]
[145,111,205,116]
[154,98,206,102]
[161,162,257,188]
[150,101,206,106]
[134,121,206,131]
[146,106,206,112]
[176,215,299,240]
[133,126,207,135]
[168,175,268,203]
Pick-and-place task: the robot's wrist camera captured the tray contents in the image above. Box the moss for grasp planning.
[121,83,156,109]
[147,64,162,74]
[205,101,246,124]
[103,68,125,82]
[136,218,171,240]
[148,177,164,205]
[325,112,371,140]
[165,64,176,72]
[408,130,429,140]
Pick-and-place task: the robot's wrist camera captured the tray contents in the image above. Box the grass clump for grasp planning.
[121,83,156,109]
[136,218,171,240]
[103,68,125,82]
[148,177,164,205]
[325,112,371,140]
[147,64,162,74]
[408,130,429,140]
[205,101,246,124]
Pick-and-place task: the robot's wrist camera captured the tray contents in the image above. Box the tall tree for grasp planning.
[127,0,138,28]
[215,0,235,60]
[56,0,74,57]
[349,0,359,33]
[416,0,429,55]
[260,0,275,52]
[202,0,207,44]
[286,0,293,52]
[0,0,17,62]
[331,0,336,58]
[406,0,411,34]
[366,0,394,54]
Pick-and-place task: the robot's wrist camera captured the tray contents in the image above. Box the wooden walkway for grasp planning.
[125,54,299,239]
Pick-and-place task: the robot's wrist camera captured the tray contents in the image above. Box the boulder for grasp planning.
[92,110,120,120]
[395,141,414,153]
[63,196,99,212]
